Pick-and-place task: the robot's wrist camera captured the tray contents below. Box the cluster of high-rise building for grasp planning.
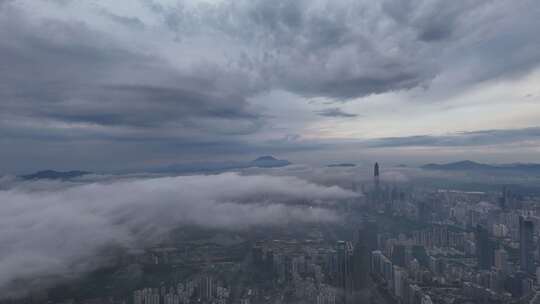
[331,221,378,303]
[361,162,540,303]
[9,162,540,304]
[133,277,229,304]
[250,240,341,303]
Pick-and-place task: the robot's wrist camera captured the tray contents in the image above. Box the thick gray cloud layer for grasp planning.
[0,173,354,297]
[366,127,540,148]
[0,10,261,137]
[316,107,359,118]
[0,0,540,171]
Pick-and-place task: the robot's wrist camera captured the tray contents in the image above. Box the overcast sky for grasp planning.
[1,0,540,173]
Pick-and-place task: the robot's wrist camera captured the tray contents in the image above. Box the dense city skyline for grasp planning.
[3,160,540,303]
[3,1,540,304]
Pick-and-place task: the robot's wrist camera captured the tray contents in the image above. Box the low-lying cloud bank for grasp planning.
[0,173,355,298]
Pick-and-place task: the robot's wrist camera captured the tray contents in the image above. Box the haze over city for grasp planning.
[2,1,540,304]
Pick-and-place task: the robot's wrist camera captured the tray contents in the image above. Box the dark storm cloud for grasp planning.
[143,0,435,99]
[367,127,540,148]
[417,24,452,42]
[4,0,540,112]
[1,0,540,171]
[41,84,261,129]
[99,10,146,30]
[0,0,14,7]
[316,107,359,118]
[0,7,262,143]
[381,0,479,42]
[141,0,540,100]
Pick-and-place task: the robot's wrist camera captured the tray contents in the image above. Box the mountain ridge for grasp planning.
[21,170,91,180]
[422,160,540,172]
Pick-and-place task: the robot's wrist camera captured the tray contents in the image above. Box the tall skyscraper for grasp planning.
[393,266,408,300]
[199,276,214,301]
[494,248,509,274]
[252,244,264,268]
[519,216,535,274]
[499,187,509,210]
[392,245,407,268]
[353,220,378,291]
[374,162,380,192]
[476,225,494,270]
[411,245,429,267]
[418,202,430,223]
[352,242,369,291]
[372,162,381,209]
[337,240,354,300]
[360,220,379,254]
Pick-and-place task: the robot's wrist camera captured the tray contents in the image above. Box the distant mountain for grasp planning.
[327,163,356,167]
[501,163,540,171]
[253,156,278,162]
[250,156,290,168]
[422,160,492,171]
[422,160,540,173]
[21,170,91,180]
